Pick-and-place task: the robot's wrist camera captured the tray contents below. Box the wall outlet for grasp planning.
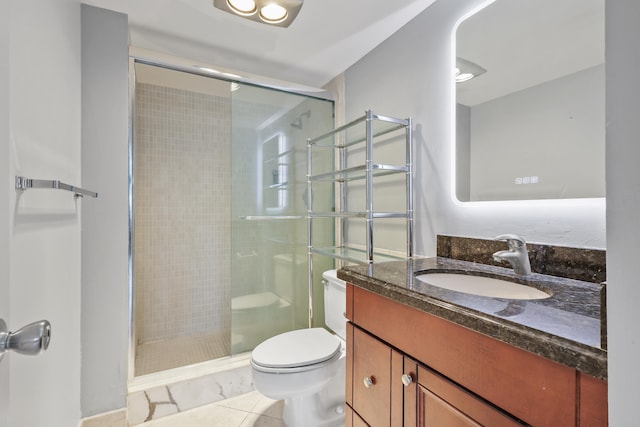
[515,176,539,185]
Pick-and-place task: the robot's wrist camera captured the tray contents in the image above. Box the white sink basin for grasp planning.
[416,273,551,300]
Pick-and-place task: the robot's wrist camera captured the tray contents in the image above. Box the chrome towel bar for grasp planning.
[15,176,98,198]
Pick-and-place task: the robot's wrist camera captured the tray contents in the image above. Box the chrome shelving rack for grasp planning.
[306,110,413,323]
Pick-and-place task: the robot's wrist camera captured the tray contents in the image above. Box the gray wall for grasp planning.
[81,5,130,417]
[0,2,9,424]
[606,1,640,424]
[345,0,638,423]
[468,65,604,201]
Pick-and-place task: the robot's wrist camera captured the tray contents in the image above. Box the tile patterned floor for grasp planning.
[135,332,231,376]
[139,390,284,427]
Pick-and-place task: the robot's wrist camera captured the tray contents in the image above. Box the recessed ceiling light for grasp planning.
[227,0,257,16]
[455,57,487,83]
[260,3,288,23]
[456,72,475,83]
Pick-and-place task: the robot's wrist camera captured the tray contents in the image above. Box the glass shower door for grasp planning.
[230,83,334,354]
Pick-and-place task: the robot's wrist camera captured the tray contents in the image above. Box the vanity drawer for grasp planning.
[350,284,577,426]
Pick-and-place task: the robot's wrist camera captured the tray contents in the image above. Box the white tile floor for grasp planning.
[139,390,284,427]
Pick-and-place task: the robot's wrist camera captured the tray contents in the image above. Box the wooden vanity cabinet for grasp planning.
[345,283,608,427]
[347,323,520,427]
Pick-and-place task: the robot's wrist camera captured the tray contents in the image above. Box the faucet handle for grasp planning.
[494,234,527,249]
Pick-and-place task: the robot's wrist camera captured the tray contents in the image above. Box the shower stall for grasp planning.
[130,61,334,377]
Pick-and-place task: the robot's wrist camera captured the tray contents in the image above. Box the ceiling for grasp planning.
[81,0,437,90]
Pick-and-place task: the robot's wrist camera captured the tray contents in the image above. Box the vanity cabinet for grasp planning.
[345,283,608,426]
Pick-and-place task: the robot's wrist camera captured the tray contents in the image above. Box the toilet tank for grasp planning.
[322,269,346,340]
[273,253,306,304]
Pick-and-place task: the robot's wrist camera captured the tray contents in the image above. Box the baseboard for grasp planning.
[79,408,127,427]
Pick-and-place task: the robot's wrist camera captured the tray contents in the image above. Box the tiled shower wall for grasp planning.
[134,83,231,344]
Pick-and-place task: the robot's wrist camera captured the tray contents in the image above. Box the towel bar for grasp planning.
[15,176,98,198]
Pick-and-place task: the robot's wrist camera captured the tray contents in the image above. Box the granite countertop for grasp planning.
[338,257,607,380]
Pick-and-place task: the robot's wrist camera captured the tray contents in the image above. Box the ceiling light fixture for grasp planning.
[213,0,303,28]
[455,57,487,83]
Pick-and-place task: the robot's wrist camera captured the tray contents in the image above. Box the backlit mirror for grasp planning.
[455,0,605,202]
[262,133,288,210]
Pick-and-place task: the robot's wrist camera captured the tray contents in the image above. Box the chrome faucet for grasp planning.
[492,234,532,276]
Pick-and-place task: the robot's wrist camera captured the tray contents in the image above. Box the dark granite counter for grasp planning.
[338,256,607,380]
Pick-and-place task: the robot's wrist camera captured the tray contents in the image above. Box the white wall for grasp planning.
[605,1,640,424]
[345,0,639,423]
[81,5,129,418]
[8,0,82,425]
[0,2,10,425]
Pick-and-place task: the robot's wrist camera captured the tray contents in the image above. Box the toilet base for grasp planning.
[280,369,345,427]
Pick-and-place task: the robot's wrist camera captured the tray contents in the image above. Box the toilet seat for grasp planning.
[232,292,280,311]
[251,328,342,373]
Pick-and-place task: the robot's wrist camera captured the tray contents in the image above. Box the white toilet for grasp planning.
[251,269,346,427]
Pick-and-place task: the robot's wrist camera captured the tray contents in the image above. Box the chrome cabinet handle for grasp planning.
[363,376,374,388]
[0,319,51,362]
[401,374,413,387]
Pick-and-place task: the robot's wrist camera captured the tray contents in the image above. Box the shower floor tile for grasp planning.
[135,331,231,376]
[139,390,284,427]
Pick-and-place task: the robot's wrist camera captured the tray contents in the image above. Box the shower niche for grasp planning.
[131,61,334,377]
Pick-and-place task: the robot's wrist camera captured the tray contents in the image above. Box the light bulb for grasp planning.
[260,3,288,23]
[227,0,257,16]
[456,73,474,82]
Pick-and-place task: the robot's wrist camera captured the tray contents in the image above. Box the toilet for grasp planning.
[231,254,304,353]
[231,291,289,353]
[251,269,346,427]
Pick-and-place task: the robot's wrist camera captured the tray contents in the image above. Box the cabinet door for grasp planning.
[352,326,392,426]
[346,404,370,427]
[579,373,608,426]
[395,355,417,427]
[419,385,481,427]
[417,366,522,427]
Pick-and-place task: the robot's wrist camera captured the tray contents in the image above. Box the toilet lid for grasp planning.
[232,292,280,311]
[251,328,341,369]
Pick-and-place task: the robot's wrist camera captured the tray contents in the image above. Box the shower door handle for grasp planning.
[0,318,51,362]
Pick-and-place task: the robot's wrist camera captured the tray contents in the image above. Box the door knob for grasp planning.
[0,319,51,362]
